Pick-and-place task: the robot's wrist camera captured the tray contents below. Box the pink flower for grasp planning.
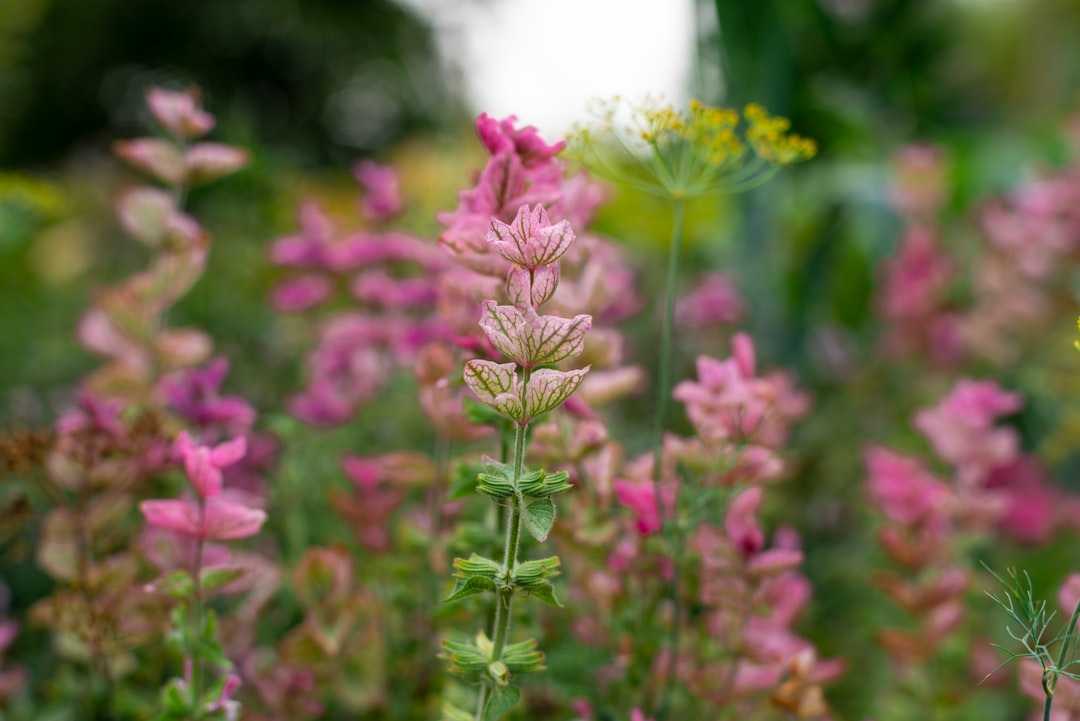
[613,478,674,535]
[355,160,405,219]
[271,275,334,313]
[864,446,950,527]
[726,486,765,556]
[175,431,246,499]
[914,379,1021,484]
[184,142,250,185]
[476,113,565,167]
[140,496,266,541]
[485,204,576,270]
[675,272,745,327]
[146,86,215,140]
[113,138,186,186]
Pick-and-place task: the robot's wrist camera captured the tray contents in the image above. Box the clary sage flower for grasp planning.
[564,96,816,199]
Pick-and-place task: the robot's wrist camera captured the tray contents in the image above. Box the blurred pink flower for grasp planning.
[355,160,405,219]
[914,379,1021,485]
[146,86,215,140]
[675,272,745,328]
[175,431,246,499]
[140,495,266,541]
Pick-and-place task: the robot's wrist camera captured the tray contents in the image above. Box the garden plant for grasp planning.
[4,5,1080,721]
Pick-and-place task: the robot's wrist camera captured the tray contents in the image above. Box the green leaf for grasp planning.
[161,678,191,714]
[199,567,245,594]
[523,498,556,542]
[157,570,195,599]
[450,461,484,500]
[525,582,563,608]
[444,575,497,602]
[483,683,521,721]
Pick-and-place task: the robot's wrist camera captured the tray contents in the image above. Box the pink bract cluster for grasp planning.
[865,378,1075,671]
[141,432,266,542]
[269,187,450,426]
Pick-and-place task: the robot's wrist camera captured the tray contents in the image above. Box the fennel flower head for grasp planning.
[564,96,816,200]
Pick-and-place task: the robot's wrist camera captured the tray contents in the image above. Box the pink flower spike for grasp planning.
[485,204,576,270]
[146,87,215,140]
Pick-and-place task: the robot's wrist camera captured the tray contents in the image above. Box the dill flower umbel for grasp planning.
[565,96,816,199]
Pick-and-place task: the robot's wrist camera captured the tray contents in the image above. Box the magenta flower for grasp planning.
[476,113,566,167]
[613,477,674,535]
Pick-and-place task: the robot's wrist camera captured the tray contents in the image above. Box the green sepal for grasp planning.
[512,556,560,589]
[476,460,516,499]
[445,554,503,602]
[501,638,546,673]
[487,660,510,686]
[483,683,521,721]
[518,468,573,498]
[522,498,556,542]
[440,639,489,673]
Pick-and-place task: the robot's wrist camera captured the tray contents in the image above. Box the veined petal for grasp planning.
[522,313,591,366]
[484,204,575,269]
[463,360,525,422]
[523,366,589,421]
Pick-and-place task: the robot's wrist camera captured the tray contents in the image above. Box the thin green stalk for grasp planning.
[475,419,529,721]
[651,198,685,721]
[651,197,686,490]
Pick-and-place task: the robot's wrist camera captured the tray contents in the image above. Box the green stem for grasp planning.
[650,198,685,720]
[190,504,206,716]
[475,420,529,721]
[651,198,686,489]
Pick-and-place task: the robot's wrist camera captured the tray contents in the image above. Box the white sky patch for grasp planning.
[405,0,696,139]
